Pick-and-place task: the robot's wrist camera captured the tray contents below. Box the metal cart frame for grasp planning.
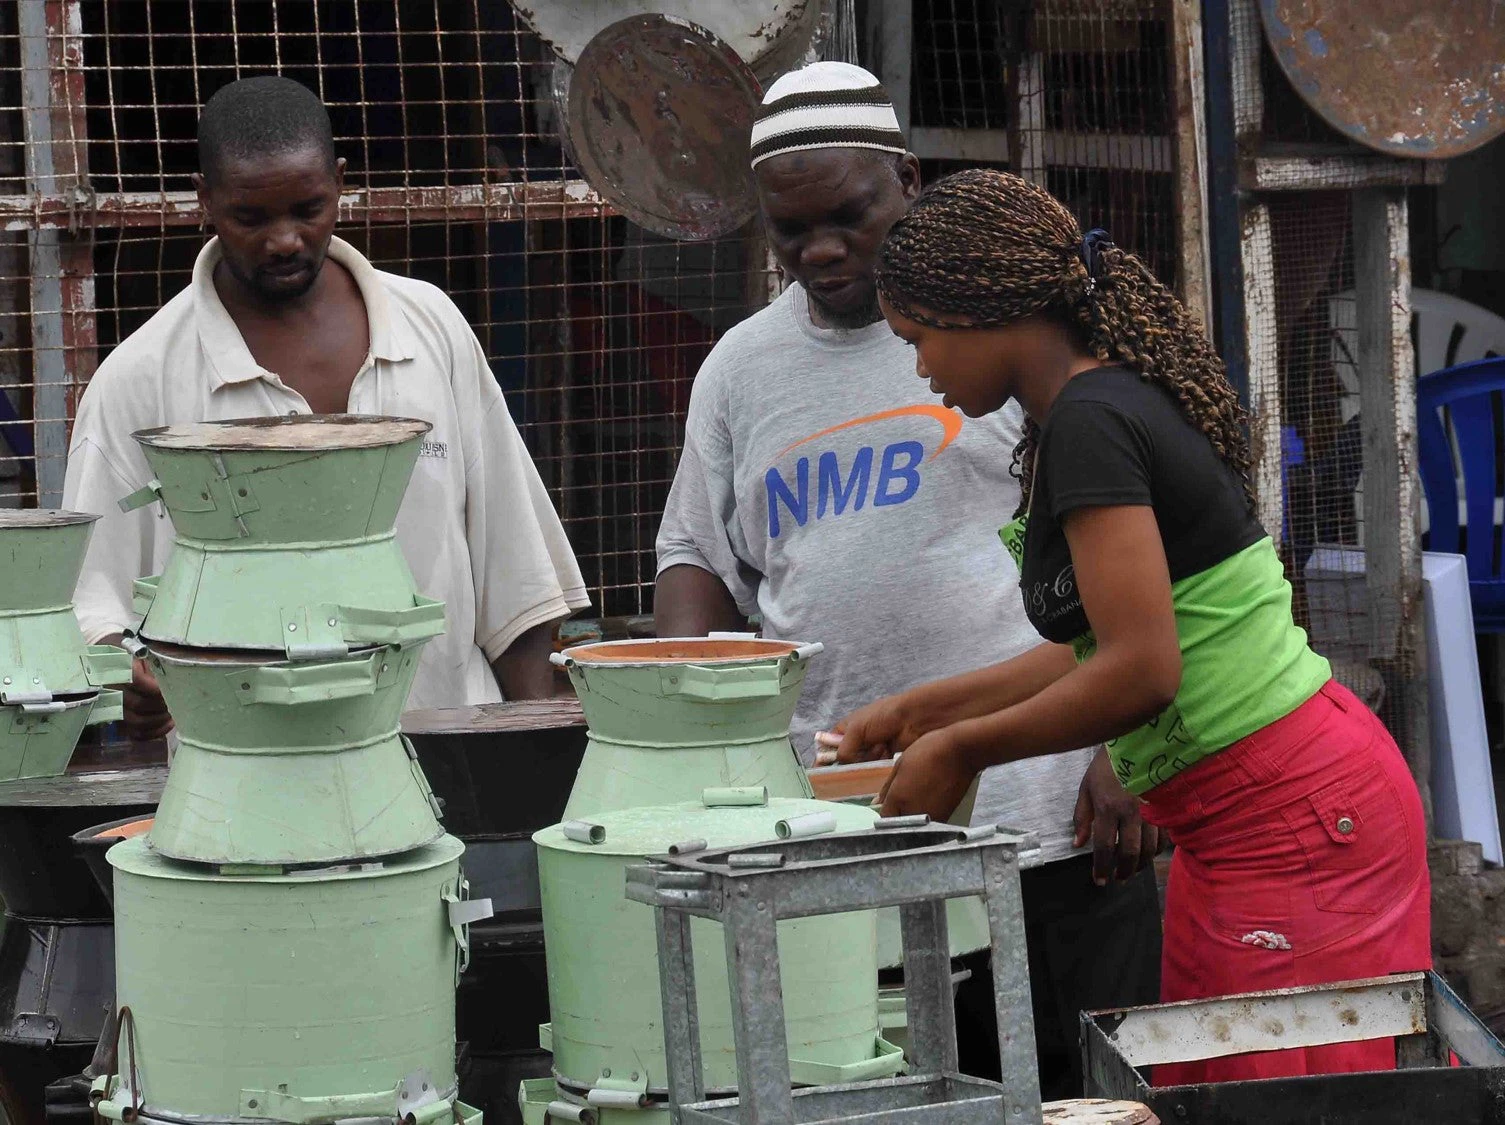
[626,821,1045,1125]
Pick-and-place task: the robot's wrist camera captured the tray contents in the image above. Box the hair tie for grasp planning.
[1079,228,1114,292]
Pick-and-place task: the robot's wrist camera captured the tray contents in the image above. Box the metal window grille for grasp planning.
[0,0,1200,625]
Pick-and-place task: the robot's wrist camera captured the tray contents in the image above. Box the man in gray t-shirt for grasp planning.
[653,62,1161,1099]
[657,279,1095,856]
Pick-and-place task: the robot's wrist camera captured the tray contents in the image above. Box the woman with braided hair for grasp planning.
[826,169,1430,1082]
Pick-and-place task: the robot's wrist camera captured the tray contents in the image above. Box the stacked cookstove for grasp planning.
[0,510,128,783]
[0,510,131,1121]
[89,417,490,1125]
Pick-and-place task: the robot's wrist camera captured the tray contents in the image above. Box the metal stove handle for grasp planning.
[335,596,448,646]
[788,1035,907,1086]
[86,690,125,727]
[231,654,382,706]
[130,576,160,617]
[116,479,163,514]
[444,879,496,984]
[84,645,134,687]
[661,662,783,701]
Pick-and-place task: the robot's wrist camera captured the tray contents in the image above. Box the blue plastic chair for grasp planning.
[1417,355,1505,631]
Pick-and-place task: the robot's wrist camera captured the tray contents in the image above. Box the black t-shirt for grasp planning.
[1017,367,1264,644]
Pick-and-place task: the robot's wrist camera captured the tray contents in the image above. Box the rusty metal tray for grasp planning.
[1083,970,1505,1124]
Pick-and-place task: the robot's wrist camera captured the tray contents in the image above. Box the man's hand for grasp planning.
[1072,746,1161,886]
[97,633,173,741]
[874,729,976,820]
[123,655,174,741]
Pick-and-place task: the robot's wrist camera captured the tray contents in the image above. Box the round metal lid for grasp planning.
[107,831,465,882]
[133,415,432,452]
[515,0,817,80]
[0,509,98,528]
[566,14,761,241]
[535,796,877,856]
[1260,0,1505,159]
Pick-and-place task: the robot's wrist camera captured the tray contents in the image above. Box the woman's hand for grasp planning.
[1073,746,1161,886]
[820,693,924,765]
[814,646,1080,766]
[875,729,976,820]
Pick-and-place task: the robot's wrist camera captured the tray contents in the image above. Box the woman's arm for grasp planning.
[950,504,1181,768]
[876,504,1181,817]
[830,641,1077,763]
[905,641,1079,725]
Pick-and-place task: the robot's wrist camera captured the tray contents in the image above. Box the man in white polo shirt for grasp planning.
[62,76,589,737]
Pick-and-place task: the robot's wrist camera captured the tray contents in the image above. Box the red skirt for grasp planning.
[1140,679,1431,1085]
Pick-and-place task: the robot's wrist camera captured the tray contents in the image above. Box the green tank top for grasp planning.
[1000,522,1331,794]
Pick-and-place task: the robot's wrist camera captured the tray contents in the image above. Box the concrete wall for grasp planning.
[1430,839,1505,1033]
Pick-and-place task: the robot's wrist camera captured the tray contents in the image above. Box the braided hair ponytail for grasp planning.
[875,168,1252,516]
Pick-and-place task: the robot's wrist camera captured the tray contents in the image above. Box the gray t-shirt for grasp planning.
[656,284,1093,864]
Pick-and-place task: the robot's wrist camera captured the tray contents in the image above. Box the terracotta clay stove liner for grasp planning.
[565,639,798,663]
[93,818,153,840]
[71,815,157,905]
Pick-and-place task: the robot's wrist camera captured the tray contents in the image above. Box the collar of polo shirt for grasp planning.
[193,235,417,389]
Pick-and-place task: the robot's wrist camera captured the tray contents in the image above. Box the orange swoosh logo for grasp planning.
[773,404,963,462]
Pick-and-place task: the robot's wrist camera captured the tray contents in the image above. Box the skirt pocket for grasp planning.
[1279,767,1417,916]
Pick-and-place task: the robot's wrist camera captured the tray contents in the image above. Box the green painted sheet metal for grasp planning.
[553,638,989,965]
[534,797,893,1095]
[122,419,443,655]
[0,511,130,780]
[0,691,121,782]
[0,510,95,611]
[94,421,481,1125]
[134,546,443,656]
[107,834,468,1119]
[555,641,818,819]
[0,610,130,696]
[139,641,443,865]
[126,418,427,545]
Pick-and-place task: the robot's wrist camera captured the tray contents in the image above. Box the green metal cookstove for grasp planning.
[89,416,489,1125]
[552,638,822,816]
[0,510,128,781]
[523,639,923,1125]
[121,415,448,865]
[548,638,991,1061]
[524,790,904,1125]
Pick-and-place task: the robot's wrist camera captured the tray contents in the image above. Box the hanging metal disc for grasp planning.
[566,15,762,241]
[512,0,818,84]
[1259,0,1505,159]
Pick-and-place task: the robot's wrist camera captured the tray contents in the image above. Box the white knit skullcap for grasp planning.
[750,61,906,169]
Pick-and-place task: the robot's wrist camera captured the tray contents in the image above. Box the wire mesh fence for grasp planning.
[78,1,573,193]
[909,0,1181,289]
[0,0,1196,623]
[1253,195,1380,698]
[1232,10,1423,749]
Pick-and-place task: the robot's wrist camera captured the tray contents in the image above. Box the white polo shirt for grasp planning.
[62,235,591,710]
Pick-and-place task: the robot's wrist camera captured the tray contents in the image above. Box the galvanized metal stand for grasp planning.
[626,821,1045,1125]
